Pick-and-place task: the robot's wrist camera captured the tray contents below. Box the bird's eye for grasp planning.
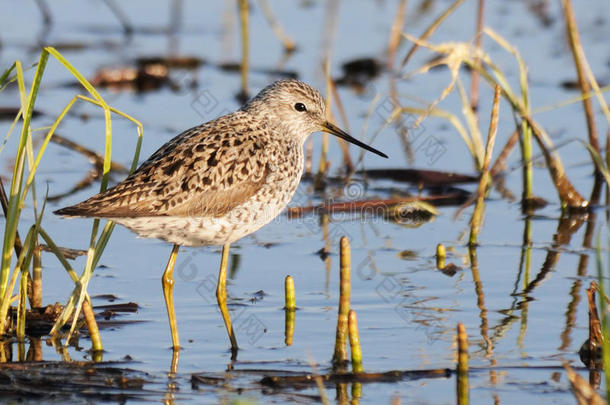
[294,103,307,112]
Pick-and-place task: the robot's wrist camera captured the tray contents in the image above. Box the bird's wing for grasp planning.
[55,113,274,218]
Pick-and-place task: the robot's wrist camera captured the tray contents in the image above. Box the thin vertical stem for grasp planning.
[332,236,351,369]
[470,0,484,112]
[387,0,407,69]
[31,244,42,308]
[469,85,500,246]
[457,323,469,405]
[17,267,28,341]
[83,298,102,352]
[284,275,295,346]
[348,310,363,373]
[238,0,249,100]
[561,0,599,155]
[284,275,295,310]
[436,243,446,270]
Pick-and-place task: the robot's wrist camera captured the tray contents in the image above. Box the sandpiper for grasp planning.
[55,79,387,353]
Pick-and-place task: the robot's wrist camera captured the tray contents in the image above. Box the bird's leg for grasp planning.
[217,243,239,351]
[162,244,181,351]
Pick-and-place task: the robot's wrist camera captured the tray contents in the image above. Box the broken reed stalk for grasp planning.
[469,85,500,246]
[285,275,295,310]
[457,323,469,405]
[237,0,249,99]
[284,275,295,346]
[258,0,296,52]
[470,0,485,112]
[436,243,446,270]
[584,281,603,368]
[332,236,351,369]
[489,129,519,178]
[31,244,42,308]
[561,0,600,155]
[348,310,363,373]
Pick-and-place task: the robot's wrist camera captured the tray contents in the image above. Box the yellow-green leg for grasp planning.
[217,243,239,351]
[162,244,181,350]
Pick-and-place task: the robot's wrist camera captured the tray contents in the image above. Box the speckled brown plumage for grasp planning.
[55,79,386,246]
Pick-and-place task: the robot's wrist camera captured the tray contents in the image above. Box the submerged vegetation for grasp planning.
[0,0,608,403]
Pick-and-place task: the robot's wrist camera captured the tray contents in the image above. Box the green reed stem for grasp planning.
[17,264,28,341]
[285,275,295,310]
[436,243,446,270]
[0,53,48,301]
[348,309,363,373]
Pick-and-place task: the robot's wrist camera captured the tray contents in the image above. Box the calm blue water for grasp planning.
[1,0,609,403]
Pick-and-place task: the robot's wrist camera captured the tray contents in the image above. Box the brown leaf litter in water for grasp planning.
[0,361,155,401]
[578,281,603,369]
[359,168,478,187]
[4,302,140,337]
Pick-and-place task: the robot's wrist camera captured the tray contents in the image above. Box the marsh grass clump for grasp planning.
[385,0,610,213]
[0,47,143,352]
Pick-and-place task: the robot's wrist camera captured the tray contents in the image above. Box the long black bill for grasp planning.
[322,121,388,158]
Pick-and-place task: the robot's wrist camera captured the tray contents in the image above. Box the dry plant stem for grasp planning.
[31,245,42,308]
[586,282,603,357]
[50,134,127,173]
[82,298,102,352]
[489,129,519,178]
[317,58,332,181]
[306,354,330,405]
[329,80,354,172]
[101,0,133,36]
[457,323,469,405]
[460,41,587,206]
[258,0,296,52]
[387,0,407,70]
[333,236,351,369]
[400,0,466,68]
[238,0,249,99]
[523,115,587,207]
[470,0,485,112]
[469,85,500,246]
[286,193,463,217]
[564,362,606,405]
[561,0,599,155]
[348,310,363,373]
